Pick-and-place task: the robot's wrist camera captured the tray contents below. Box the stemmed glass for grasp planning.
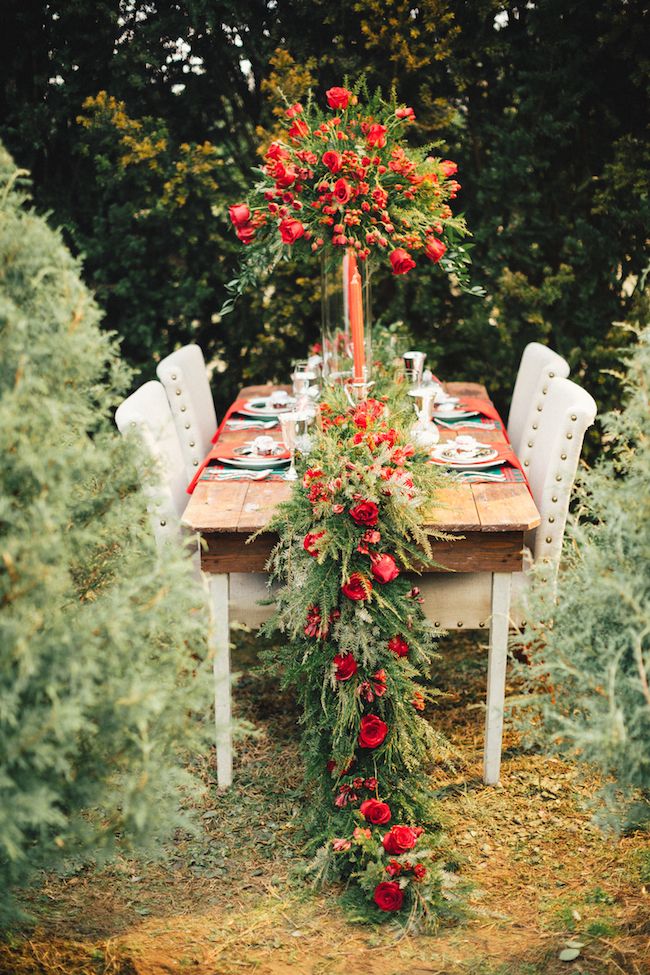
[280,412,299,481]
[403,351,426,387]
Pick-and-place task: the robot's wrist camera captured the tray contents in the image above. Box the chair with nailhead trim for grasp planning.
[507,342,570,457]
[115,380,188,547]
[156,344,218,481]
[417,375,597,785]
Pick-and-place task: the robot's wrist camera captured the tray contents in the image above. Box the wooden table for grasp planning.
[183,383,540,788]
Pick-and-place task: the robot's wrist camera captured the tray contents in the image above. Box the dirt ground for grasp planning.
[1,632,648,975]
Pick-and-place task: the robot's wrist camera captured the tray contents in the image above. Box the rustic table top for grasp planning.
[182,382,541,539]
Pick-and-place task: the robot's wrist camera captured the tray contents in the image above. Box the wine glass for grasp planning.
[280,412,299,481]
[402,351,426,387]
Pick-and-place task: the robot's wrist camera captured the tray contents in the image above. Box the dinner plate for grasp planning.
[215,454,290,470]
[432,408,480,420]
[238,396,296,418]
[430,444,501,469]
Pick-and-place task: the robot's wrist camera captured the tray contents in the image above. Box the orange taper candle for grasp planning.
[349,267,365,382]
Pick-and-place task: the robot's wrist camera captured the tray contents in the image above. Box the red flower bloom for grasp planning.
[425,237,447,263]
[382,825,418,855]
[279,218,305,244]
[373,669,387,697]
[333,178,353,205]
[358,714,388,749]
[273,162,297,188]
[363,529,381,545]
[440,159,458,177]
[285,102,303,118]
[370,552,400,584]
[266,142,290,162]
[367,124,387,148]
[364,777,378,791]
[389,248,416,275]
[229,203,250,227]
[341,572,372,601]
[326,86,351,109]
[373,881,403,912]
[396,106,416,121]
[322,150,342,173]
[333,653,357,681]
[303,530,325,557]
[288,118,309,140]
[385,860,402,877]
[360,798,392,825]
[413,864,427,881]
[236,224,256,244]
[412,691,426,711]
[349,500,379,527]
[388,635,409,657]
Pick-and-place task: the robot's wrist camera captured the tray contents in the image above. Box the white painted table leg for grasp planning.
[483,572,512,785]
[209,573,232,789]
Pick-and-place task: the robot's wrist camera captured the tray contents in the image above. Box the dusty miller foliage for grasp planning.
[512,321,650,830]
[261,371,458,928]
[0,146,211,924]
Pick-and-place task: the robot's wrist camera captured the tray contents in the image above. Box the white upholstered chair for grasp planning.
[115,380,188,545]
[419,376,597,784]
[156,344,218,480]
[507,342,570,456]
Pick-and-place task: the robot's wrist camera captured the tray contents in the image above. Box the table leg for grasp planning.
[483,571,512,785]
[208,573,232,789]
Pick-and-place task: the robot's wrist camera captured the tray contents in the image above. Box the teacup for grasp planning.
[270,390,291,409]
[250,435,277,456]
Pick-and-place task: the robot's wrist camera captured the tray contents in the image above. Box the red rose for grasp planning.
[425,237,447,263]
[333,178,353,205]
[413,864,427,880]
[341,572,372,601]
[303,530,325,557]
[322,150,342,173]
[396,106,415,121]
[389,248,416,275]
[229,203,250,227]
[266,142,290,162]
[333,653,357,681]
[360,798,392,825]
[326,86,351,109]
[388,635,409,657]
[373,881,403,912]
[440,159,458,177]
[273,162,297,188]
[279,218,305,244]
[370,552,399,584]
[382,825,418,855]
[349,500,379,527]
[367,124,387,148]
[358,714,388,749]
[385,860,402,877]
[285,102,303,118]
[236,224,255,245]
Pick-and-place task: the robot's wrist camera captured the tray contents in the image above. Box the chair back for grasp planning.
[507,342,570,455]
[523,377,597,568]
[115,380,188,545]
[156,344,218,479]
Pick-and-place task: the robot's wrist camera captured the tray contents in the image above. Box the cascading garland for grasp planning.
[263,378,453,927]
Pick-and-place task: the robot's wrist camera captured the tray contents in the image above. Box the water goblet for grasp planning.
[402,350,426,386]
[280,411,301,480]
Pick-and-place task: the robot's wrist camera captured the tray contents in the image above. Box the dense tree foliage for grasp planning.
[0,1,647,420]
[0,146,210,923]
[513,316,650,830]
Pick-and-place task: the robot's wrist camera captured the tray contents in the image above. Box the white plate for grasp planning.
[215,454,290,470]
[430,445,501,469]
[239,396,296,418]
[432,408,480,420]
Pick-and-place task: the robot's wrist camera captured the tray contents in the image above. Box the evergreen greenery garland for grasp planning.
[263,375,454,927]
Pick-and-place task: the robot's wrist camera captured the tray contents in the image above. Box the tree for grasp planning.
[0,146,211,924]
[513,312,650,829]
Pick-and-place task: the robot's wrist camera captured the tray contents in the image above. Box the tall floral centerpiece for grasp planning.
[225,81,478,381]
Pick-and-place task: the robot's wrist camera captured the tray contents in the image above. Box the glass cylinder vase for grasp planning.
[320,250,372,384]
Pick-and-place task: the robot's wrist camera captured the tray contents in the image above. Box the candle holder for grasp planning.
[344,379,375,406]
[320,252,372,384]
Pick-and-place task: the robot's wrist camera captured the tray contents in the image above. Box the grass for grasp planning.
[0,630,648,975]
